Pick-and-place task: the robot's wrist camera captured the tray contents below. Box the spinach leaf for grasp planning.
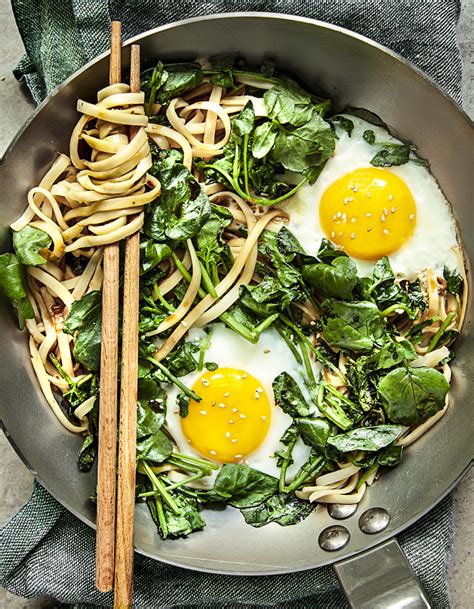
[316,238,348,263]
[140,241,172,275]
[252,121,278,158]
[214,464,278,508]
[241,493,314,528]
[443,267,463,295]
[136,402,173,463]
[12,226,51,266]
[370,144,410,167]
[295,417,331,450]
[377,444,403,467]
[273,372,312,417]
[302,256,358,300]
[274,424,299,468]
[0,253,34,321]
[138,377,166,407]
[332,116,354,136]
[322,300,384,352]
[166,185,211,241]
[327,425,403,452]
[63,290,101,371]
[195,204,233,276]
[161,493,206,538]
[163,341,199,377]
[233,101,255,136]
[344,107,387,128]
[363,130,376,144]
[142,62,203,106]
[378,366,449,425]
[264,80,313,126]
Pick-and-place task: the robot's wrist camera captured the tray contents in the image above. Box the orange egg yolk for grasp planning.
[181,368,271,463]
[319,167,417,259]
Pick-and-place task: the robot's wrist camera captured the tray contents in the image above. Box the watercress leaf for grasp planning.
[371,144,410,167]
[296,417,331,450]
[12,226,52,266]
[241,493,314,528]
[264,80,312,125]
[162,494,206,538]
[210,71,234,87]
[140,241,172,274]
[302,256,358,300]
[378,366,449,425]
[154,63,203,103]
[273,372,312,417]
[363,130,376,144]
[252,121,278,158]
[164,341,199,377]
[327,425,404,452]
[0,253,34,321]
[63,290,102,371]
[443,267,463,295]
[233,101,255,137]
[322,300,384,352]
[375,339,417,368]
[177,392,189,418]
[214,463,278,508]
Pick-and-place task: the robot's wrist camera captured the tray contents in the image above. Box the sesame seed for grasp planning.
[310,320,316,326]
[200,410,207,415]
[338,231,344,237]
[388,194,393,201]
[342,213,347,222]
[350,232,356,239]
[187,439,191,443]
[332,214,337,221]
[210,450,217,456]
[255,392,260,400]
[263,348,270,354]
[391,206,396,213]
[218,403,226,409]
[331,231,335,238]
[344,197,349,204]
[353,187,358,193]
[409,213,415,221]
[242,374,248,379]
[174,409,179,414]
[337,211,342,218]
[367,226,373,232]
[366,212,372,217]
[351,217,356,223]
[232,407,239,413]
[181,321,188,327]
[235,454,243,459]
[211,401,216,406]
[232,439,238,444]
[366,192,371,198]
[383,208,389,216]
[256,387,264,393]
[201,378,210,386]
[261,416,267,421]
[225,432,231,439]
[224,392,230,397]
[240,414,246,419]
[381,214,386,222]
[383,229,390,235]
[229,419,235,424]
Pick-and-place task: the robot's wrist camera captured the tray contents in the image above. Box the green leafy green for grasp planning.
[0,253,34,322]
[378,366,449,425]
[295,417,332,451]
[344,107,387,128]
[272,372,312,418]
[213,464,278,508]
[443,267,463,295]
[141,62,203,106]
[252,121,278,158]
[332,116,354,136]
[302,257,358,300]
[363,129,376,144]
[12,226,51,266]
[63,290,102,371]
[241,493,314,528]
[264,79,313,126]
[136,401,173,463]
[327,425,403,452]
[322,300,384,352]
[370,144,410,167]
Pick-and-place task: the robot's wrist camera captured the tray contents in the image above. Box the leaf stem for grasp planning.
[427,311,455,353]
[147,357,202,402]
[142,461,181,515]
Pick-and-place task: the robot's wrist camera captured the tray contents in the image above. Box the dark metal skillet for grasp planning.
[0,13,472,608]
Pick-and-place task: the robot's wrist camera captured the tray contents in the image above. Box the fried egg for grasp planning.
[165,323,315,487]
[284,115,461,280]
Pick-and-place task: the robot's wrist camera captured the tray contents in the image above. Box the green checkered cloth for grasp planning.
[2,0,463,607]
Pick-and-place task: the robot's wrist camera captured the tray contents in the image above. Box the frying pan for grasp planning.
[0,14,472,608]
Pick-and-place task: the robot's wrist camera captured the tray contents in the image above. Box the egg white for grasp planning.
[164,323,316,488]
[283,115,462,281]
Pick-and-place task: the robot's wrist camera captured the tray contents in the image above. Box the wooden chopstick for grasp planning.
[114,44,142,608]
[96,19,122,594]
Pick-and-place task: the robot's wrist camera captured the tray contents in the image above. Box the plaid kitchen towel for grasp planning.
[3,0,464,607]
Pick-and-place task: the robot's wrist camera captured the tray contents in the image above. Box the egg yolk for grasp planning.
[181,368,271,463]
[319,167,417,259]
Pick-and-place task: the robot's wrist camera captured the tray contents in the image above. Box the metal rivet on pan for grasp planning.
[318,525,350,551]
[359,507,390,534]
[328,503,358,520]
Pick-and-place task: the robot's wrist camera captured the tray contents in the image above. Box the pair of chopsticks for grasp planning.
[95,21,140,608]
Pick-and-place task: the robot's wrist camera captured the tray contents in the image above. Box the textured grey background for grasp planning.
[0,0,472,606]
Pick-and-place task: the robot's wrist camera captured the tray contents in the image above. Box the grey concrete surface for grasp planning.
[0,0,472,607]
